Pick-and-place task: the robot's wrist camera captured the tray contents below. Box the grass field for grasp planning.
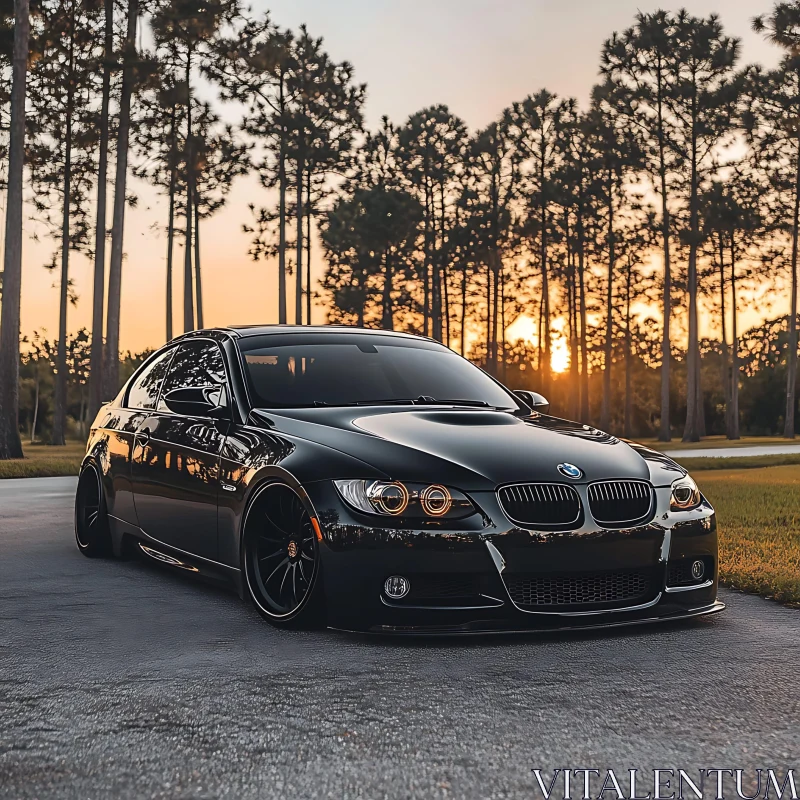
[698,465,800,607]
[0,441,85,480]
[675,453,800,472]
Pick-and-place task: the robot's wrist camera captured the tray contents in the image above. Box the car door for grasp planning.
[130,339,230,561]
[105,347,176,524]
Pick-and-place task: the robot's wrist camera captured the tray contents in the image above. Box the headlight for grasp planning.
[670,475,701,511]
[334,479,475,519]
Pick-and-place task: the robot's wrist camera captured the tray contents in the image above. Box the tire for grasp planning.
[75,462,112,558]
[242,482,326,629]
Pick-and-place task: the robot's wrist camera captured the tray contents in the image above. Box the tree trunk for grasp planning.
[500,265,506,383]
[683,93,701,443]
[0,0,29,460]
[423,177,431,338]
[30,368,39,444]
[104,0,139,399]
[460,265,467,357]
[52,3,77,447]
[183,51,195,332]
[624,258,633,439]
[577,196,589,423]
[539,158,551,392]
[491,249,501,378]
[277,69,287,324]
[165,102,177,342]
[381,251,393,330]
[305,168,312,324]
[717,233,731,437]
[784,136,800,438]
[88,0,113,418]
[194,198,203,328]
[295,159,303,324]
[601,175,615,432]
[729,234,740,440]
[656,63,672,442]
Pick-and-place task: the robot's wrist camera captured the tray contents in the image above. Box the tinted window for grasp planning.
[237,334,517,409]
[158,340,227,412]
[127,349,174,410]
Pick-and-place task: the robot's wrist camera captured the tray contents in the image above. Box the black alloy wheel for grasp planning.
[243,483,323,627]
[75,462,111,557]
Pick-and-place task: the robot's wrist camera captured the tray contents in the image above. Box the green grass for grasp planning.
[676,453,800,472]
[698,465,800,607]
[0,440,85,479]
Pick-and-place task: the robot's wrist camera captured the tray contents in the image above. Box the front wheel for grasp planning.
[242,483,325,629]
[75,462,111,558]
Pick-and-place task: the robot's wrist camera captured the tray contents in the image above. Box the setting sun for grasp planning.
[550,338,570,374]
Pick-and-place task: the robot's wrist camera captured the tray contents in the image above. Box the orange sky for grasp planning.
[15,0,782,356]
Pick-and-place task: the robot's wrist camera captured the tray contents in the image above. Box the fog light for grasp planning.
[384,575,410,599]
[691,560,705,580]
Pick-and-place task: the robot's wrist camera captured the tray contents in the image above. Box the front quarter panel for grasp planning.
[84,403,147,524]
[216,422,391,568]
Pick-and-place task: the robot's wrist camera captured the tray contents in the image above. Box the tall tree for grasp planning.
[132,75,190,343]
[87,0,113,416]
[751,2,800,437]
[29,0,102,444]
[207,13,298,324]
[103,0,138,399]
[151,0,235,336]
[589,86,644,430]
[601,11,682,441]
[509,90,567,394]
[668,12,739,442]
[469,116,517,374]
[0,0,30,459]
[396,106,469,343]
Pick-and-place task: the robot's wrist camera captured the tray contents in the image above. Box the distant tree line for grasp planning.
[1,2,800,460]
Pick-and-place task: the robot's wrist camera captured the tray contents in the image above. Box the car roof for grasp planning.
[217,324,435,342]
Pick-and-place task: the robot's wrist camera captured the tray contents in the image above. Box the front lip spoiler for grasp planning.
[330,600,726,637]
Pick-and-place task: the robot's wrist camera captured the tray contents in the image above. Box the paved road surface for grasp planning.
[1,477,798,799]
[667,443,800,459]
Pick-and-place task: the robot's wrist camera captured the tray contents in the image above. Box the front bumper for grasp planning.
[305,482,723,634]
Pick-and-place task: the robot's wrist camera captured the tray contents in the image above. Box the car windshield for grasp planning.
[237,333,519,411]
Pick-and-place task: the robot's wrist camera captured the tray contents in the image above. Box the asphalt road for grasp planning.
[1,477,798,800]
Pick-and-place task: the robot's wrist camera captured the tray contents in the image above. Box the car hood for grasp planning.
[250,407,684,490]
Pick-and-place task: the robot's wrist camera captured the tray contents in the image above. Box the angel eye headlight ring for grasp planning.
[420,484,452,517]
[369,481,409,516]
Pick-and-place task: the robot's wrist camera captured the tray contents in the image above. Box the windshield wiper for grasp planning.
[307,397,514,410]
[356,396,513,410]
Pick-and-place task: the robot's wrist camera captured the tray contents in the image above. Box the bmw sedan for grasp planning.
[75,326,724,634]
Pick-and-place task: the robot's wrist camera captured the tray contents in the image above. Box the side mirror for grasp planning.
[163,386,225,418]
[513,389,550,415]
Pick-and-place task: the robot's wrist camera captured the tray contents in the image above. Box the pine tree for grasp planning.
[28,0,102,445]
[751,2,800,437]
[0,0,30,459]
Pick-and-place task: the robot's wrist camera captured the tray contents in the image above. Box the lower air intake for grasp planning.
[505,570,651,608]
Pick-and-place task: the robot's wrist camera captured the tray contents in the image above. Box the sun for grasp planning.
[550,337,570,374]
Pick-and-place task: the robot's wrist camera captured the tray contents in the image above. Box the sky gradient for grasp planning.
[17,0,781,354]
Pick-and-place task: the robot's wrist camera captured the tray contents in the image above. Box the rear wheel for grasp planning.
[75,462,111,558]
[242,483,325,628]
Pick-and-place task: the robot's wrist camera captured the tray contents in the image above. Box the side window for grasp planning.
[126,349,175,410]
[157,340,228,412]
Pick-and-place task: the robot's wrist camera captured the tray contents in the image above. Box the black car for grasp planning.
[75,326,724,634]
